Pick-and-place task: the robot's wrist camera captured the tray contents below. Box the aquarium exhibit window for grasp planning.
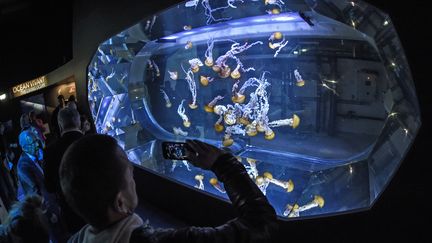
[87,0,421,219]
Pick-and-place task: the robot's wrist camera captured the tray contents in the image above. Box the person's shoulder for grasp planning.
[67,225,90,243]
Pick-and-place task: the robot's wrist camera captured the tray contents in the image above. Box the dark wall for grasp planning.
[0,0,73,89]
[46,0,184,118]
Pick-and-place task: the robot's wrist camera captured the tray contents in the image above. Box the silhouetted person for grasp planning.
[60,135,277,243]
[17,130,45,199]
[51,95,65,139]
[29,110,46,144]
[44,107,86,236]
[79,115,92,135]
[0,195,50,243]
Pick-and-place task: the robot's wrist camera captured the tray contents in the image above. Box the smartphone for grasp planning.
[162,142,189,160]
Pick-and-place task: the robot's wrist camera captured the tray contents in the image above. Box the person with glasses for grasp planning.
[17,129,45,199]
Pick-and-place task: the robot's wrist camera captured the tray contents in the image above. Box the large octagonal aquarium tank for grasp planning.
[87,0,421,220]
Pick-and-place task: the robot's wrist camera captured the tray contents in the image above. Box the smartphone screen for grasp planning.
[162,142,188,160]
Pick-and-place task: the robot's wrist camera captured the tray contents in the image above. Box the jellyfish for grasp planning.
[245,158,259,179]
[160,89,172,108]
[181,65,198,109]
[173,127,188,136]
[283,195,325,218]
[177,99,191,127]
[201,0,239,25]
[200,76,214,86]
[168,70,178,80]
[209,178,226,193]
[268,31,283,41]
[213,41,262,78]
[293,69,305,87]
[232,76,260,103]
[269,39,289,57]
[171,160,192,172]
[255,176,271,195]
[222,125,245,147]
[188,58,203,73]
[185,41,193,50]
[204,95,224,113]
[264,0,285,10]
[214,114,225,133]
[204,38,215,66]
[268,114,301,129]
[263,172,294,192]
[194,174,205,190]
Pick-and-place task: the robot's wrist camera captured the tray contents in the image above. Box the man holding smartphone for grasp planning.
[60,135,278,243]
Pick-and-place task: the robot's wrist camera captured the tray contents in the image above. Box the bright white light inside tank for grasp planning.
[301,49,308,52]
[383,20,389,26]
[0,94,6,100]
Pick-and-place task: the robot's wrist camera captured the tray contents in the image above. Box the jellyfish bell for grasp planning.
[292,114,300,128]
[296,79,305,87]
[205,57,214,67]
[264,129,275,140]
[212,64,221,73]
[185,41,193,49]
[314,195,325,208]
[200,76,209,86]
[256,122,266,133]
[271,8,280,14]
[219,66,231,78]
[286,179,294,192]
[246,125,257,136]
[209,178,218,186]
[204,104,214,113]
[191,65,200,73]
[231,94,245,104]
[183,120,191,127]
[273,31,283,40]
[230,69,241,79]
[238,117,250,125]
[222,136,234,147]
[214,123,224,132]
[189,103,198,109]
[224,113,237,126]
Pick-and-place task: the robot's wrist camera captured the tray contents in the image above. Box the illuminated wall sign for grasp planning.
[12,76,48,98]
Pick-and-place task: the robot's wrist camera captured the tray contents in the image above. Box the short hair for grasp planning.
[5,194,49,243]
[60,134,128,227]
[20,113,31,130]
[58,107,81,131]
[67,101,77,110]
[19,130,37,149]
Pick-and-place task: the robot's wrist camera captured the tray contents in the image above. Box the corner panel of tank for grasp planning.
[87,0,421,220]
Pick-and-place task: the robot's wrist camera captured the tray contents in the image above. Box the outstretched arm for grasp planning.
[131,140,278,243]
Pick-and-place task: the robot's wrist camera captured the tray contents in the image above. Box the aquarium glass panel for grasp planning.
[87,0,421,219]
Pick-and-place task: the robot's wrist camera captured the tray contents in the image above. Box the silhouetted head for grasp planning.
[4,194,49,243]
[58,107,81,135]
[60,134,138,229]
[19,130,39,157]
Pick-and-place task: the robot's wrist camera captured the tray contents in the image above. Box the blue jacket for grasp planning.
[17,153,45,198]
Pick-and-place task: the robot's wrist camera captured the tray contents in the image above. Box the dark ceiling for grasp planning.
[0,0,427,92]
[0,0,73,90]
